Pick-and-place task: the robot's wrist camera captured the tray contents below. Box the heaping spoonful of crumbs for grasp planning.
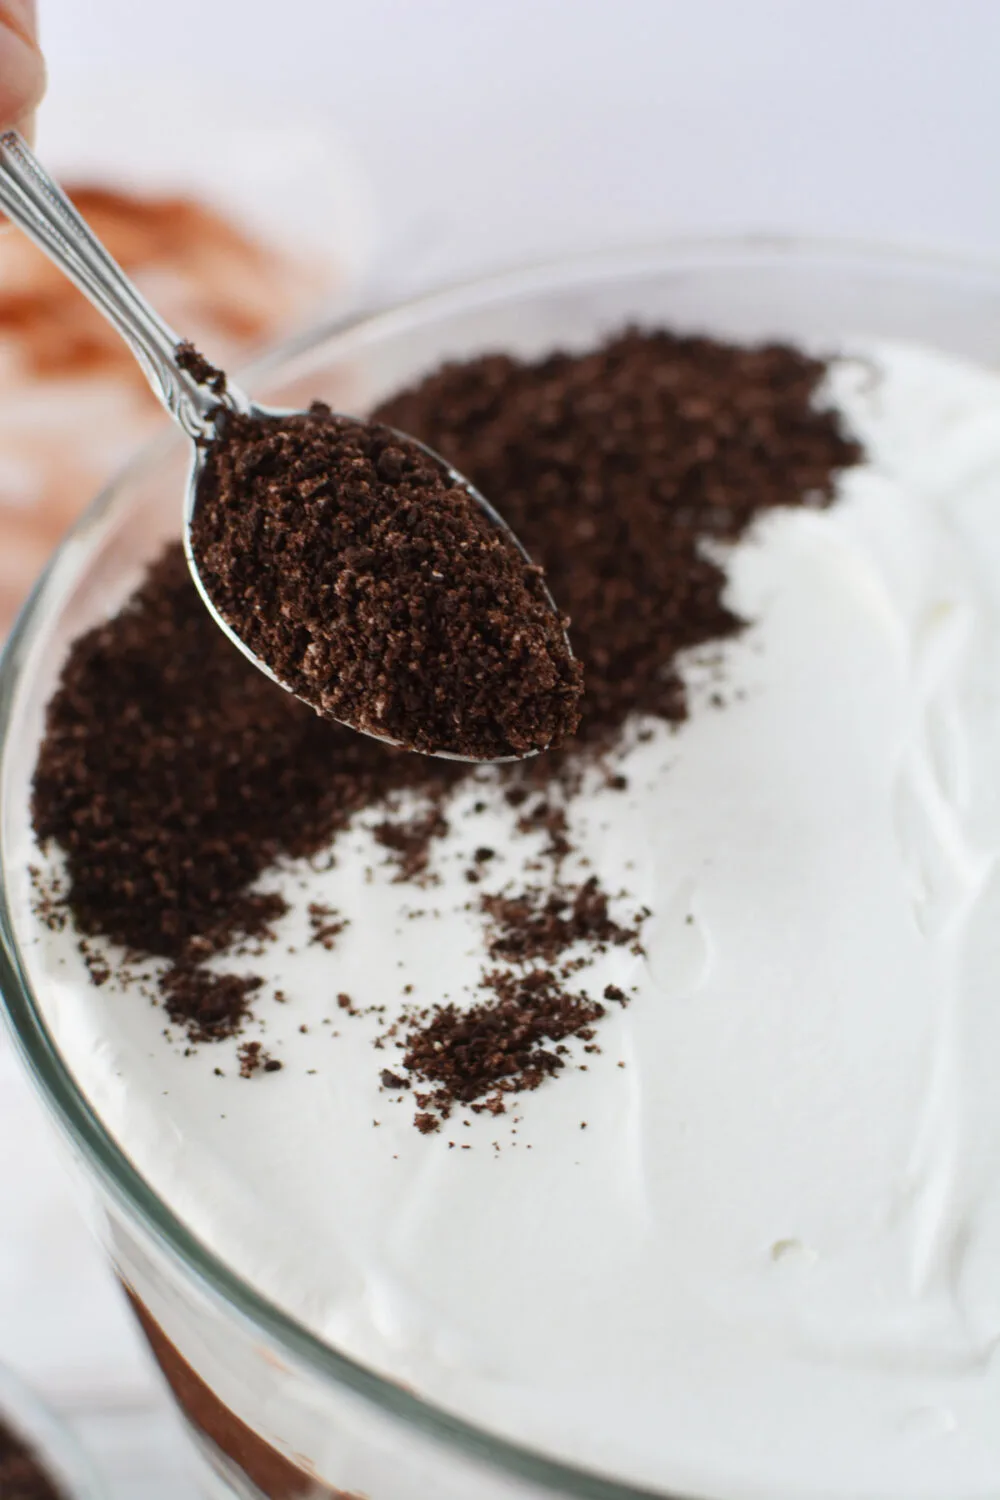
[0,132,582,761]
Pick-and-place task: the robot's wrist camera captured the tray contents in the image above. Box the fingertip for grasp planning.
[0,10,45,133]
[0,1,37,50]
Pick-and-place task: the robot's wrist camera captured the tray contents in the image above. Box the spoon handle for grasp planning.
[0,131,228,437]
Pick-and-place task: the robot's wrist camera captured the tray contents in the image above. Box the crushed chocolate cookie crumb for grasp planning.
[78,938,111,988]
[0,1417,65,1500]
[377,329,859,742]
[189,407,583,758]
[307,903,348,950]
[387,968,606,1129]
[482,876,638,964]
[237,1042,261,1077]
[162,968,263,1043]
[237,1040,282,1077]
[175,339,227,396]
[32,546,450,1029]
[28,865,67,933]
[373,803,449,883]
[183,891,288,964]
[32,327,861,1128]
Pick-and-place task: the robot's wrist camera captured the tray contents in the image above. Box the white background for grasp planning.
[4,2,1000,1495]
[36,0,1000,289]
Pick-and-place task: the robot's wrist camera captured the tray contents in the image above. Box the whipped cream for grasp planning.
[14,340,1000,1499]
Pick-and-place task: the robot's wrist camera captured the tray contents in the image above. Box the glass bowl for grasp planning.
[2,240,1000,1500]
[0,1361,105,1500]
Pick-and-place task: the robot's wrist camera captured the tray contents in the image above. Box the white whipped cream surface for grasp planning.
[14,340,1000,1500]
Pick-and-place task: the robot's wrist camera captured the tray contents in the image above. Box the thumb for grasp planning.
[0,1,45,138]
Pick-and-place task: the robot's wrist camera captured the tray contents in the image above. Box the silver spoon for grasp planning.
[0,130,570,764]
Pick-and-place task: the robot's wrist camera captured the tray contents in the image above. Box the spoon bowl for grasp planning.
[0,131,574,764]
[181,401,568,763]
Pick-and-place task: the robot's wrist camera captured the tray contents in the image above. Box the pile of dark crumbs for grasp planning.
[0,1418,65,1500]
[189,405,583,759]
[32,328,860,1132]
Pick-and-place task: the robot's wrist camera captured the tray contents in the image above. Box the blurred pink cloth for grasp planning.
[0,185,329,631]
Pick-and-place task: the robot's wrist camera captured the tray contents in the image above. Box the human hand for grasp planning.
[0,2,44,139]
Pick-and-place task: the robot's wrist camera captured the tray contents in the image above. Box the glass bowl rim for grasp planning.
[4,234,1000,1500]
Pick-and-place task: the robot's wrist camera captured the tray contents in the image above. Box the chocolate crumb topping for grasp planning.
[189,406,583,759]
[162,968,264,1043]
[175,339,227,396]
[307,903,348,950]
[382,968,606,1128]
[32,328,861,1115]
[32,547,449,1037]
[373,804,450,883]
[377,329,859,741]
[0,1417,65,1500]
[482,877,639,964]
[237,1041,282,1078]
